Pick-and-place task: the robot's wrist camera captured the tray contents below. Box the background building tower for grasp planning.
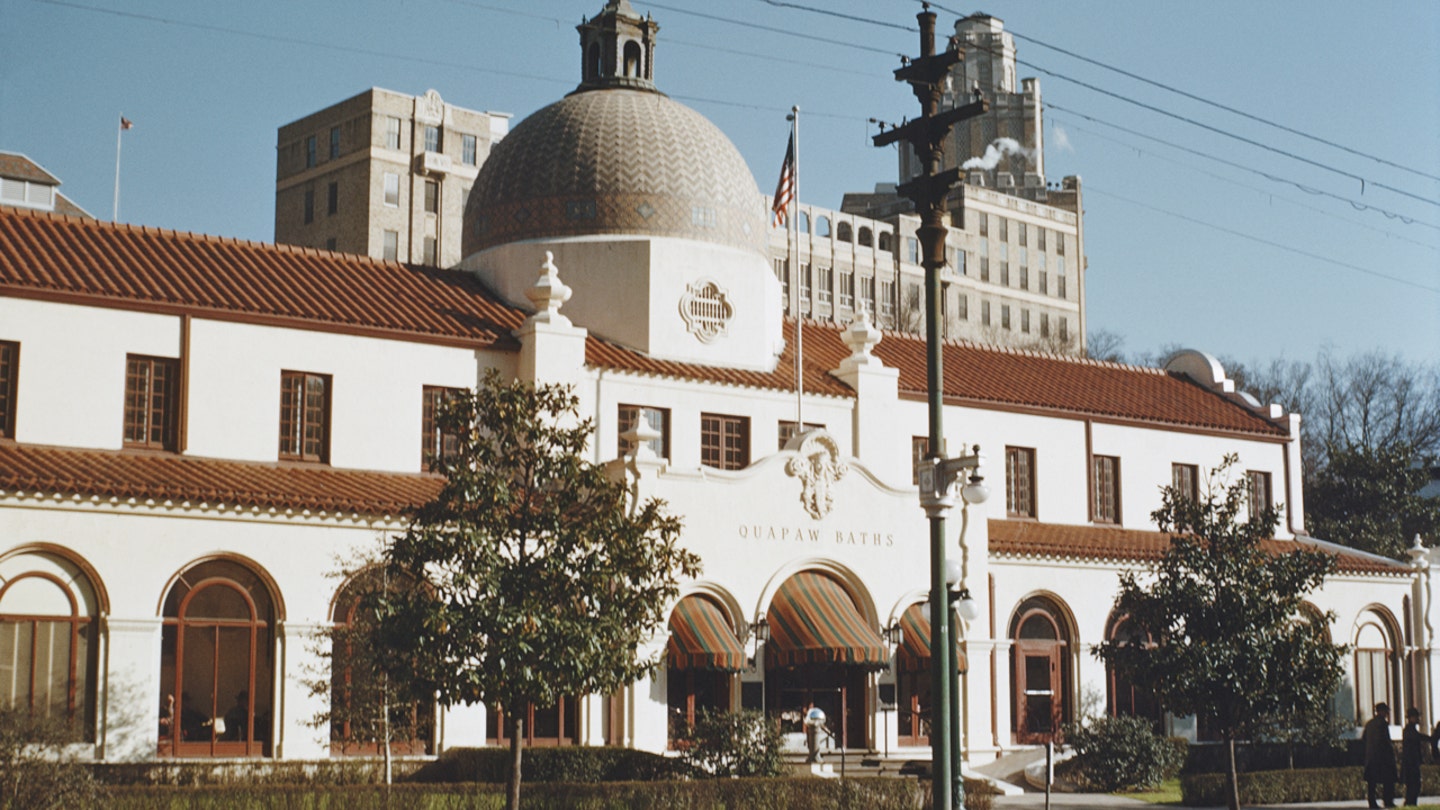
[275,88,510,267]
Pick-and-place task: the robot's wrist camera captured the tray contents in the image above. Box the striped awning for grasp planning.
[767,571,887,668]
[667,595,746,671]
[897,602,969,673]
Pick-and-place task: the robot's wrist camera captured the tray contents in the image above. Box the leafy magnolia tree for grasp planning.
[1307,442,1440,560]
[372,370,699,810]
[1096,456,1344,810]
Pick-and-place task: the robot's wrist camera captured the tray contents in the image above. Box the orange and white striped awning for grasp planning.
[897,601,969,673]
[767,571,887,668]
[667,595,746,672]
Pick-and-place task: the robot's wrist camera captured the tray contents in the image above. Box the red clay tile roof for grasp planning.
[989,519,1408,576]
[0,442,441,517]
[51,193,92,219]
[0,207,523,348]
[0,207,1285,436]
[0,153,60,185]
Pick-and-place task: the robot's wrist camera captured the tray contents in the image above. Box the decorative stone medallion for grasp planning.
[785,430,848,520]
[679,278,734,343]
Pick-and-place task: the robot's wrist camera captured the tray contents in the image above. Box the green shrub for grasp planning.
[437,746,691,784]
[1180,765,1440,806]
[1063,715,1186,792]
[1180,739,1360,774]
[0,708,99,810]
[679,709,785,778]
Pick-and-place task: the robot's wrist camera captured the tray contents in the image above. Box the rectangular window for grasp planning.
[305,135,317,168]
[1172,463,1199,502]
[816,267,833,304]
[329,126,341,160]
[1021,309,1030,333]
[1059,317,1069,342]
[421,386,464,467]
[424,125,442,153]
[1018,222,1027,246]
[1040,313,1049,337]
[385,116,401,150]
[859,276,875,314]
[981,300,990,326]
[279,371,330,462]
[778,420,824,450]
[0,341,18,439]
[1093,455,1121,524]
[1247,471,1273,519]
[303,189,314,224]
[912,436,929,485]
[998,218,1008,242]
[1037,252,1046,272]
[978,214,988,237]
[124,355,179,450]
[462,134,478,165]
[1355,649,1393,725]
[906,237,920,265]
[1001,262,1010,287]
[327,182,338,215]
[879,280,895,318]
[424,180,439,214]
[1019,266,1029,290]
[980,257,990,283]
[838,271,854,309]
[1057,275,1067,299]
[1056,234,1065,255]
[383,230,399,261]
[774,259,790,300]
[958,293,968,321]
[1039,271,1048,295]
[423,236,437,265]
[1001,305,1011,330]
[325,238,337,251]
[1006,446,1036,518]
[618,405,670,460]
[798,264,812,312]
[1038,228,1047,251]
[700,413,749,470]
[383,173,399,207]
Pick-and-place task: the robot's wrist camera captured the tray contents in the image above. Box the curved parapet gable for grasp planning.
[1165,348,1286,423]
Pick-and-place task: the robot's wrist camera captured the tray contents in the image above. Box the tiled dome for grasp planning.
[463,87,766,257]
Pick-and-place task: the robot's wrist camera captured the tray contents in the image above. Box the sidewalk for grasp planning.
[993,792,1440,809]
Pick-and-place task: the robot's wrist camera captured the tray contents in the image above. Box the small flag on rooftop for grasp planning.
[771,131,795,228]
[120,116,134,130]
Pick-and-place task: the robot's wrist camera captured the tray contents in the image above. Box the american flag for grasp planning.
[771,131,795,228]
[120,117,134,130]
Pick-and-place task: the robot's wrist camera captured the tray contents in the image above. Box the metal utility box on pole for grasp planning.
[873,5,989,809]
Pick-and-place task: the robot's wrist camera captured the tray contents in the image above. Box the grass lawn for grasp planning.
[1115,778,1183,805]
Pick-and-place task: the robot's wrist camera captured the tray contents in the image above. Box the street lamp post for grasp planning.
[752,614,770,717]
[874,10,988,805]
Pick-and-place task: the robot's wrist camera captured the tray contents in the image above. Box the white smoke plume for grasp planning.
[960,137,1034,171]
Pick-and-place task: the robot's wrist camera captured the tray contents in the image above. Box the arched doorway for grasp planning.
[1010,596,1071,743]
[160,559,276,757]
[1104,613,1162,732]
[894,601,968,747]
[764,571,886,750]
[328,568,434,755]
[1354,609,1399,724]
[0,549,102,741]
[665,593,744,746]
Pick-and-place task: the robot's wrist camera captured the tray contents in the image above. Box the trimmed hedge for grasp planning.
[1180,765,1440,806]
[430,746,694,783]
[101,778,944,809]
[1180,739,1362,774]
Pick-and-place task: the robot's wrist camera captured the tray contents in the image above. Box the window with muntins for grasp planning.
[423,125,442,153]
[383,230,399,261]
[329,126,340,160]
[421,386,464,468]
[0,340,16,439]
[1171,463,1198,502]
[424,180,438,214]
[279,371,330,462]
[385,117,401,150]
[618,404,670,460]
[124,354,179,450]
[305,135,317,168]
[1006,446,1036,517]
[0,560,99,741]
[778,420,824,450]
[462,134,477,165]
[1246,470,1273,519]
[701,413,749,470]
[1092,455,1120,524]
[383,173,399,207]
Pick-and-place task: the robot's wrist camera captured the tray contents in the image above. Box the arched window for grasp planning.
[1355,611,1398,724]
[798,211,811,234]
[329,569,434,755]
[0,552,101,741]
[836,222,853,243]
[878,232,892,252]
[160,559,276,757]
[858,227,873,247]
[586,43,601,81]
[1104,614,1161,731]
[622,40,642,78]
[816,216,831,238]
[1009,596,1073,743]
[665,594,742,747]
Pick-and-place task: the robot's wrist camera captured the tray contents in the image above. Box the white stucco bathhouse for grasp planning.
[0,0,1424,767]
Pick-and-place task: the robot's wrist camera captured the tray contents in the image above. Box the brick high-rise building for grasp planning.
[275,88,510,267]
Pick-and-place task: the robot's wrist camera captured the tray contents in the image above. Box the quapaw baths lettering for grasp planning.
[738,525,896,547]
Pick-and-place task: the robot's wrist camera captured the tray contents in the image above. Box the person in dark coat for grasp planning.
[1364,702,1398,809]
[1401,707,1430,806]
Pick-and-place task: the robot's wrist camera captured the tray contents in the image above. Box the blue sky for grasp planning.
[2,0,1437,367]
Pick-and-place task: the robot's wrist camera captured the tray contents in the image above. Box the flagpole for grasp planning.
[790,106,802,428]
[113,115,124,221]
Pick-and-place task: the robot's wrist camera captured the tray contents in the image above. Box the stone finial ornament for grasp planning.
[525,251,572,326]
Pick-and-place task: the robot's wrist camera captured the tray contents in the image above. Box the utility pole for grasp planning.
[873,5,988,809]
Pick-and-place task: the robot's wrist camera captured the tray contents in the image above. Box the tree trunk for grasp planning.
[505,711,524,810]
[382,672,393,786]
[1226,736,1240,810]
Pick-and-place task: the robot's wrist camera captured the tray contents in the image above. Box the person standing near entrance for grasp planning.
[1401,707,1429,806]
[803,701,827,764]
[1364,703,1397,809]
